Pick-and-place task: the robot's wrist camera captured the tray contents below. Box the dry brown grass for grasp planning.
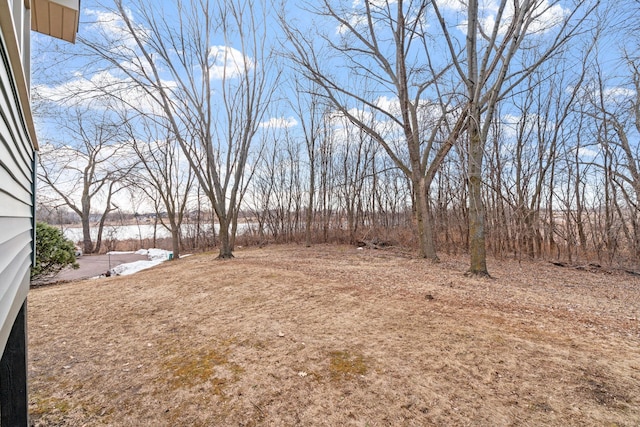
[28,244,640,426]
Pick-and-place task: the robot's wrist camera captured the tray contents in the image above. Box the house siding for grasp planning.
[0,17,34,355]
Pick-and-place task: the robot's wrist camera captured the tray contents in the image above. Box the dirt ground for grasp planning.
[28,244,640,426]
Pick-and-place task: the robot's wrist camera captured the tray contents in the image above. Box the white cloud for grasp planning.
[500,113,521,138]
[345,107,374,124]
[329,96,450,143]
[209,46,254,80]
[436,0,466,12]
[85,8,141,53]
[260,116,299,129]
[577,146,598,159]
[351,0,397,7]
[573,84,637,106]
[375,95,399,113]
[38,141,138,210]
[337,14,367,35]
[447,0,568,37]
[500,111,560,141]
[33,70,116,105]
[603,87,635,102]
[33,69,176,116]
[526,1,567,34]
[337,0,398,35]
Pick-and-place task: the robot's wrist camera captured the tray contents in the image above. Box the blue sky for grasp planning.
[32,0,633,127]
[31,0,638,213]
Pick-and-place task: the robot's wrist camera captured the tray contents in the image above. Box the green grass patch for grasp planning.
[160,340,244,397]
[329,350,368,379]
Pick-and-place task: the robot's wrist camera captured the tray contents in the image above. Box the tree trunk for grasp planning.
[467,120,489,277]
[305,158,315,248]
[170,220,180,260]
[305,198,313,247]
[81,214,93,254]
[414,175,438,261]
[464,0,489,277]
[217,216,234,259]
[94,214,107,254]
[153,215,158,249]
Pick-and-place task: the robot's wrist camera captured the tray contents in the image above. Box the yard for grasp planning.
[28,245,640,426]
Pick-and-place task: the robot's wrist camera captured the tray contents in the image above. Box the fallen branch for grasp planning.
[356,239,395,250]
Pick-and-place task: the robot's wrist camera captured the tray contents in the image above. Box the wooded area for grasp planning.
[33,0,640,274]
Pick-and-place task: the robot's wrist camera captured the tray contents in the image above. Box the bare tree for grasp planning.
[80,0,279,258]
[333,114,377,245]
[282,0,466,260]
[121,114,194,259]
[432,0,599,275]
[482,47,592,262]
[38,107,135,254]
[288,80,326,247]
[250,126,304,243]
[585,55,640,263]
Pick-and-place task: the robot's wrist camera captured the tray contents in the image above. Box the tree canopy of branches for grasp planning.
[80,0,279,258]
[282,0,466,261]
[433,0,600,276]
[122,115,194,260]
[37,106,136,254]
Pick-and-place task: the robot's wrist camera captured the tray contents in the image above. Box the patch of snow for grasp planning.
[110,248,174,276]
[133,248,172,260]
[106,251,135,255]
[110,259,164,276]
[147,248,172,261]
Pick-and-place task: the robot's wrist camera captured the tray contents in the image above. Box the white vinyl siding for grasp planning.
[0,12,35,353]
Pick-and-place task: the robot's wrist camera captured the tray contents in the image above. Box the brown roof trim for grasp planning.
[0,1,38,150]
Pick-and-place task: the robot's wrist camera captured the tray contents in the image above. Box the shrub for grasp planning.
[32,222,79,280]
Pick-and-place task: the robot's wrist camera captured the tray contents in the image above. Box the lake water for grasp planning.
[62,223,255,243]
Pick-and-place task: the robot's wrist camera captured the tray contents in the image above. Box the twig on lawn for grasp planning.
[250,400,265,416]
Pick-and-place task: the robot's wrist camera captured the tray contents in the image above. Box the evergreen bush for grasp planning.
[32,222,79,280]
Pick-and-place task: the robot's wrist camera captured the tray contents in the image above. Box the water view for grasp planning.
[62,223,255,243]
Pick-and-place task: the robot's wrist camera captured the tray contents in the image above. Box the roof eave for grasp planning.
[31,0,80,44]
